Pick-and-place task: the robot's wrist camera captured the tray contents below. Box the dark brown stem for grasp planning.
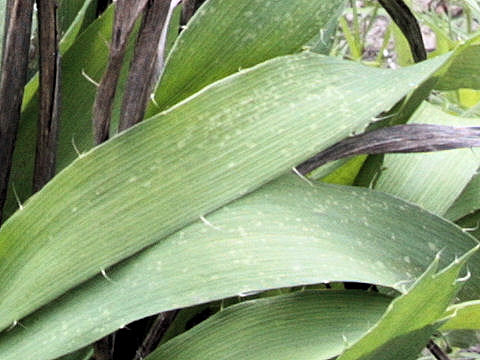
[92,0,149,144]
[92,2,149,357]
[93,333,115,360]
[132,310,178,360]
[180,0,197,26]
[297,124,480,175]
[118,0,172,132]
[427,339,451,360]
[180,0,206,27]
[0,0,34,225]
[33,0,61,192]
[378,0,426,62]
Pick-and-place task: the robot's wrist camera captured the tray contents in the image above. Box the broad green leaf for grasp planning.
[0,175,478,359]
[146,290,391,360]
[446,174,480,221]
[146,0,346,115]
[441,300,480,331]
[338,249,477,360]
[374,102,480,216]
[435,35,480,90]
[0,53,449,332]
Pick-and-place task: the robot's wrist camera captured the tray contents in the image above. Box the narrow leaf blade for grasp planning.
[338,249,477,360]
[147,291,391,360]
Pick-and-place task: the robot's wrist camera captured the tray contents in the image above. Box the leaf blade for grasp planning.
[374,102,480,216]
[0,175,478,359]
[147,0,346,114]
[147,290,391,360]
[0,54,453,331]
[338,249,477,360]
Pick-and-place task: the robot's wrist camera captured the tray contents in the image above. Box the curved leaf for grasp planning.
[146,0,346,114]
[0,175,478,359]
[59,0,97,54]
[145,253,475,360]
[374,102,480,216]
[446,174,480,221]
[338,251,476,360]
[441,300,480,331]
[435,35,480,91]
[146,290,391,360]
[0,53,448,332]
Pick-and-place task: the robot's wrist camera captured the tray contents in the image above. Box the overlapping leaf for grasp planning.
[446,174,480,221]
[4,6,118,218]
[338,250,476,360]
[4,0,345,218]
[441,300,480,331]
[374,102,480,216]
[0,53,449,332]
[0,175,478,359]
[145,290,392,360]
[435,34,480,91]
[142,252,476,360]
[145,0,346,115]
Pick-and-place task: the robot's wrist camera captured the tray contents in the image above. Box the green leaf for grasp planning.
[337,248,477,360]
[59,0,93,35]
[145,290,391,360]
[456,210,480,242]
[0,53,449,332]
[320,155,367,185]
[441,300,480,331]
[391,22,415,66]
[0,175,478,359]
[435,35,480,91]
[374,102,480,216]
[146,0,346,114]
[339,16,363,61]
[446,174,480,221]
